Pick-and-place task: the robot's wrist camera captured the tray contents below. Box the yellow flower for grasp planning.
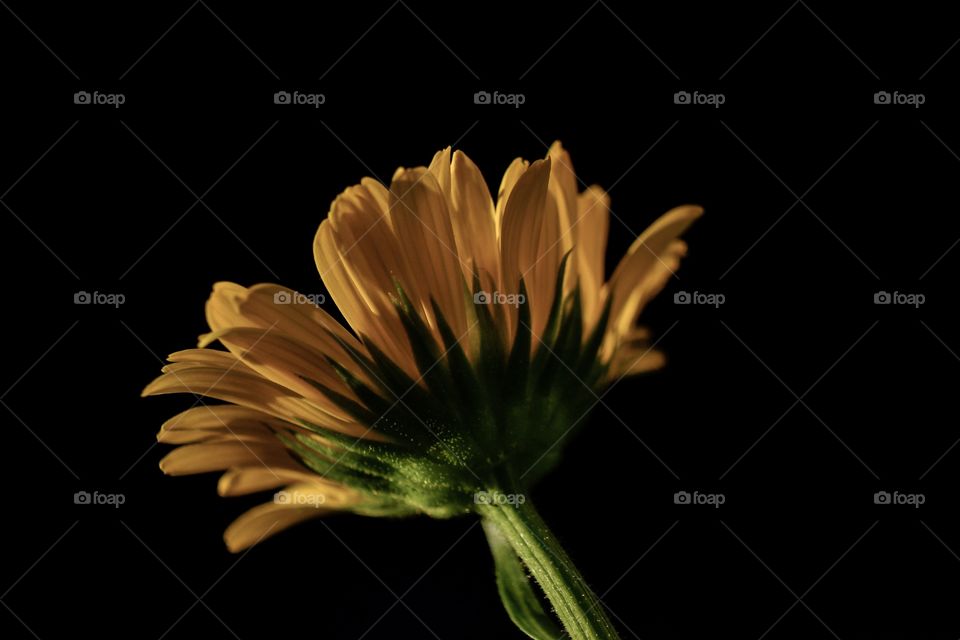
[144,142,700,639]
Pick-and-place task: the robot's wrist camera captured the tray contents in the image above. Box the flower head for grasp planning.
[144,142,701,553]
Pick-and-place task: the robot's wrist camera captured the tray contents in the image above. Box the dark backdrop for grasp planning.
[2,1,959,638]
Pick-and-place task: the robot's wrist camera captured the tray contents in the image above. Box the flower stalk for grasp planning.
[479,491,619,640]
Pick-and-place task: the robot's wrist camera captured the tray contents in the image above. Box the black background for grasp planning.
[2,1,959,638]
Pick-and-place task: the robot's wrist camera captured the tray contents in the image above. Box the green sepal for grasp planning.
[504,277,532,400]
[298,374,380,425]
[276,432,392,493]
[529,252,572,381]
[539,251,573,347]
[576,295,612,377]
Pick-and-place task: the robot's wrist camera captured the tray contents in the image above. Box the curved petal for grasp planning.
[217,466,320,496]
[495,157,529,230]
[607,347,667,380]
[143,361,363,436]
[547,142,580,294]
[223,482,360,552]
[607,206,702,339]
[223,502,331,552]
[573,186,610,330]
[159,442,294,475]
[449,150,499,284]
[203,283,366,365]
[201,326,363,420]
[499,157,556,340]
[157,425,279,445]
[314,183,417,376]
[388,167,470,341]
[604,327,667,380]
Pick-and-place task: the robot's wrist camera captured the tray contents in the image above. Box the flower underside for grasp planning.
[284,253,608,518]
[144,141,701,640]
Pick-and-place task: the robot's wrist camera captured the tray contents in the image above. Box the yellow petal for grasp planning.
[143,364,363,436]
[499,157,555,340]
[314,184,417,376]
[222,482,359,552]
[547,141,579,263]
[203,283,368,380]
[607,205,702,338]
[449,150,499,285]
[388,167,470,341]
[223,502,330,552]
[158,405,291,443]
[160,405,282,432]
[428,147,453,199]
[159,442,293,476]
[217,466,318,496]
[157,425,278,445]
[166,348,253,372]
[203,326,361,420]
[607,347,667,380]
[573,186,610,330]
[495,157,529,230]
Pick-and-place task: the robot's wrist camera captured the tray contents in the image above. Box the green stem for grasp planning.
[478,494,620,640]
